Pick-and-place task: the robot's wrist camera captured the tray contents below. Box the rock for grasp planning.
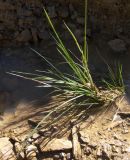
[102,143,112,158]
[108,39,127,54]
[84,147,92,155]
[50,125,58,133]
[114,140,123,147]
[72,126,82,160]
[122,153,130,160]
[47,6,57,18]
[70,119,77,126]
[122,129,129,134]
[38,29,50,40]
[16,29,32,43]
[112,146,120,153]
[28,138,33,143]
[53,154,60,159]
[60,152,66,158]
[58,6,69,18]
[66,153,71,160]
[26,145,38,155]
[9,135,20,144]
[40,138,72,152]
[38,129,51,137]
[26,145,38,160]
[33,137,43,146]
[15,142,25,159]
[126,146,130,153]
[97,147,102,157]
[28,119,40,128]
[32,133,40,139]
[0,137,16,160]
[113,114,122,122]
[108,120,123,130]
[77,17,84,25]
[26,151,37,160]
[89,141,97,148]
[79,131,90,144]
[113,133,121,140]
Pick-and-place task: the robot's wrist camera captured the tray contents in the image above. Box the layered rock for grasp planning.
[0,0,130,46]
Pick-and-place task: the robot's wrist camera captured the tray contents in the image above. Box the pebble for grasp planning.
[27,151,37,160]
[60,152,66,158]
[28,138,33,143]
[66,153,71,160]
[112,146,120,153]
[32,133,40,139]
[54,154,60,159]
[97,147,102,157]
[26,145,38,155]
[84,146,92,155]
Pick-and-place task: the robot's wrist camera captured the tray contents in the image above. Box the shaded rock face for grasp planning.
[0,0,130,47]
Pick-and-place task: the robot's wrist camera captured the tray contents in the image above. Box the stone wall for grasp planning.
[0,0,130,47]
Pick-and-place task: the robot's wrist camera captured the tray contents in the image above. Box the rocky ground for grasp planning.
[0,30,130,159]
[0,95,130,160]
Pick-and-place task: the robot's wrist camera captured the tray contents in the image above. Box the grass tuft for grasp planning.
[9,0,125,138]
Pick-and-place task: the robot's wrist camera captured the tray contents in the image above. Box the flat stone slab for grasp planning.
[0,137,16,160]
[40,138,72,152]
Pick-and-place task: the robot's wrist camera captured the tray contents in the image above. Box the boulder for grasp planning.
[40,138,72,152]
[0,137,16,160]
[108,39,127,54]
